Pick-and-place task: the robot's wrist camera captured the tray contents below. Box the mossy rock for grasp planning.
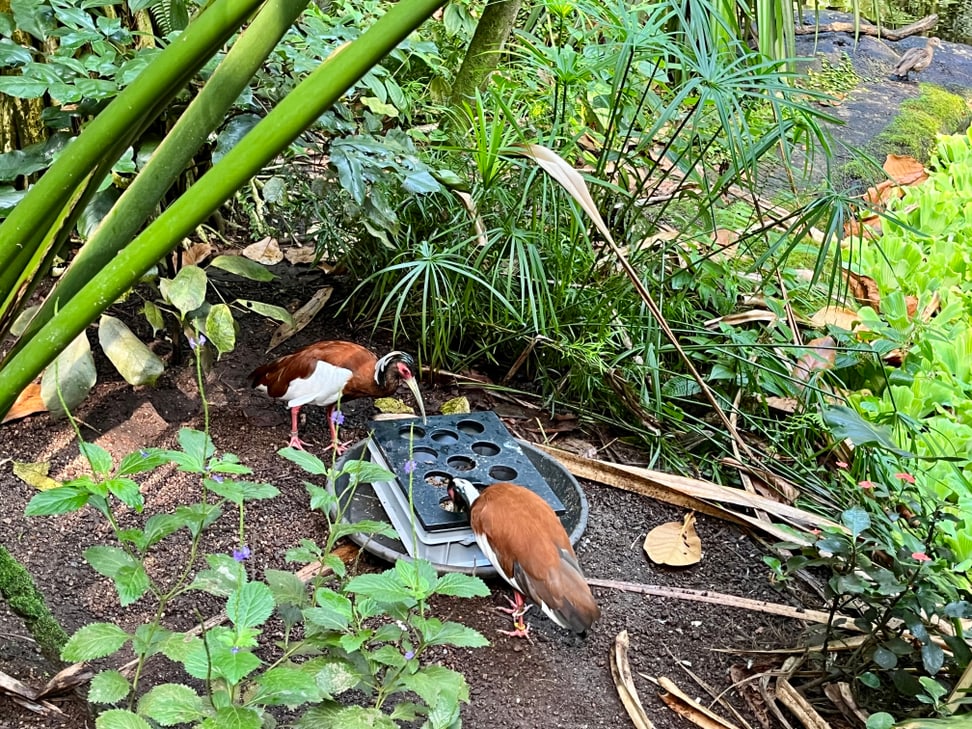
[0,545,68,665]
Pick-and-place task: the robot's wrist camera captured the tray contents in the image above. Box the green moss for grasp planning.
[0,545,68,665]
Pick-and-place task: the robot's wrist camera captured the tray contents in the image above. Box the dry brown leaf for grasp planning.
[644,512,702,566]
[242,237,283,265]
[2,383,46,423]
[181,242,213,267]
[284,246,318,265]
[267,286,334,353]
[711,228,739,259]
[658,677,741,729]
[920,291,941,322]
[729,664,774,729]
[823,682,869,728]
[762,396,799,413]
[884,153,928,186]
[792,336,836,388]
[844,270,881,310]
[809,306,863,332]
[611,631,655,729]
[13,461,59,491]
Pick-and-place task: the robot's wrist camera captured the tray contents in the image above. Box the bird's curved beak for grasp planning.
[404,376,427,424]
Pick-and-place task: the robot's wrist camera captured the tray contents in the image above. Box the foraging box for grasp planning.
[368,411,566,533]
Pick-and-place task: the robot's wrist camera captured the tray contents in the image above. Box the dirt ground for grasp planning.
[0,267,816,728]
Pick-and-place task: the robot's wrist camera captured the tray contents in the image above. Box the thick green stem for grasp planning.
[0,0,265,331]
[450,0,522,108]
[0,0,447,418]
[8,0,310,359]
[0,545,69,666]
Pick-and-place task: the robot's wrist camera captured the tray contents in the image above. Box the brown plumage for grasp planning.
[249,341,425,450]
[892,37,940,81]
[449,479,600,636]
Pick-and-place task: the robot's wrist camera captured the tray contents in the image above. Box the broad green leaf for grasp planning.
[24,484,89,515]
[190,553,243,597]
[235,299,294,324]
[85,545,134,579]
[211,646,262,685]
[285,539,323,564]
[143,513,186,546]
[132,624,174,658]
[342,459,395,484]
[209,254,275,281]
[95,709,153,729]
[873,645,898,669]
[104,477,144,511]
[344,571,415,606]
[303,657,361,698]
[250,664,322,707]
[328,520,397,542]
[822,405,915,457]
[206,478,278,504]
[280,447,328,474]
[98,314,164,386]
[115,563,151,606]
[921,643,945,675]
[395,558,436,597]
[866,713,895,729]
[841,506,871,538]
[367,645,406,668]
[137,683,205,726]
[411,616,489,648]
[88,670,130,704]
[40,330,96,418]
[265,570,308,608]
[79,442,114,475]
[163,265,208,316]
[434,572,490,598]
[297,705,396,729]
[62,622,130,661]
[205,303,236,355]
[116,448,169,476]
[141,300,164,334]
[85,547,150,605]
[227,581,274,629]
[304,588,353,631]
[198,706,262,729]
[174,503,222,538]
[0,76,47,98]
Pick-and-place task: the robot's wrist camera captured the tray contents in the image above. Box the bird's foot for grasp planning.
[495,594,532,620]
[322,439,354,455]
[288,433,312,450]
[498,615,533,641]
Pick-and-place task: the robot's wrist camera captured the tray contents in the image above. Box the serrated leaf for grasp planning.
[396,559,437,597]
[434,572,490,598]
[205,303,236,355]
[206,478,278,505]
[227,581,274,629]
[329,520,397,542]
[412,616,489,648]
[342,459,396,484]
[24,484,89,514]
[212,647,262,685]
[95,709,153,729]
[175,503,222,538]
[115,563,150,606]
[98,314,164,386]
[304,657,361,697]
[143,513,185,546]
[190,553,243,597]
[132,624,174,658]
[104,477,144,511]
[85,545,134,579]
[79,442,114,475]
[251,665,322,707]
[344,571,415,607]
[62,622,130,661]
[88,670,130,704]
[279,447,328,474]
[265,570,308,608]
[297,704,396,729]
[235,299,294,325]
[198,706,262,729]
[116,448,169,476]
[210,254,275,281]
[41,330,96,418]
[304,589,353,631]
[137,683,205,726]
[162,265,207,316]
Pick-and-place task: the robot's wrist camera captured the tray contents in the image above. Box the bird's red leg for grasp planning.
[496,592,532,640]
[321,405,352,455]
[288,406,311,450]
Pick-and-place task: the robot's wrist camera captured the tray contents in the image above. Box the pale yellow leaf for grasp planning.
[284,246,318,265]
[242,237,283,265]
[643,512,702,566]
[809,306,864,332]
[440,397,470,415]
[13,461,60,491]
[374,397,415,415]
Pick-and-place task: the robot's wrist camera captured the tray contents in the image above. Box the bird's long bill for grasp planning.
[405,377,427,424]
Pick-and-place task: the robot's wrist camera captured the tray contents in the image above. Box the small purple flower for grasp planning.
[231,646,240,654]
[232,545,251,562]
[330,409,345,426]
[188,333,207,351]
[139,449,149,458]
[211,474,224,483]
[403,459,417,475]
[403,650,415,660]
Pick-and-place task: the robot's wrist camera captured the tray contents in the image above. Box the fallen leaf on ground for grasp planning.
[242,237,283,265]
[791,336,836,389]
[2,383,46,424]
[374,398,416,415]
[284,246,318,264]
[884,153,927,186]
[658,676,741,729]
[809,306,864,332]
[644,512,702,566]
[267,286,333,352]
[844,270,881,310]
[440,396,470,415]
[179,242,213,267]
[13,461,59,491]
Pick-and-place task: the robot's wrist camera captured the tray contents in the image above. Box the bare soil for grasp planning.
[0,267,816,728]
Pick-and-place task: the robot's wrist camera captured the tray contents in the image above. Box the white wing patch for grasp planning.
[281,361,353,408]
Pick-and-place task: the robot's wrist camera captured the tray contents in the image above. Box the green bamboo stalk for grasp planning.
[7,0,310,358]
[0,0,266,328]
[0,0,448,418]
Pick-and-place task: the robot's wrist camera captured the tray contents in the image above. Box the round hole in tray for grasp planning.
[430,429,459,445]
[471,441,500,457]
[399,424,426,440]
[457,419,485,435]
[488,465,518,481]
[439,495,461,512]
[447,455,475,472]
[412,447,437,464]
[424,471,452,488]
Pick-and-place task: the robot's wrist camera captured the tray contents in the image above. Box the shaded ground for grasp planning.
[0,266,816,728]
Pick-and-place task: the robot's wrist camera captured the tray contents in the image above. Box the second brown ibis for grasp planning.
[448,478,600,637]
[249,340,426,451]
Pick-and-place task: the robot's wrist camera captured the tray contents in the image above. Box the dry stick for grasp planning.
[663,644,755,729]
[794,14,938,40]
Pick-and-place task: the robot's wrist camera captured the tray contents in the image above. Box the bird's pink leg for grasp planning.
[496,592,533,640]
[287,406,311,450]
[321,405,352,455]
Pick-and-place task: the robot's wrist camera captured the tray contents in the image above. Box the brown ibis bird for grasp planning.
[892,37,940,81]
[447,478,600,637]
[249,341,426,451]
